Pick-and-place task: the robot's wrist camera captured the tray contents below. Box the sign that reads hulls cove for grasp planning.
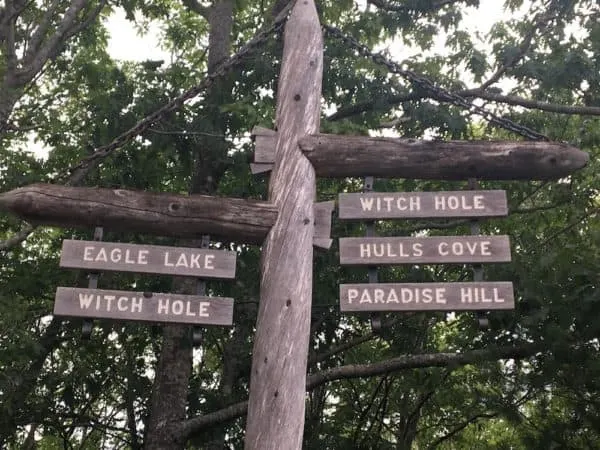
[339,235,511,265]
[340,282,514,312]
[60,240,236,278]
[338,190,507,220]
[54,287,234,325]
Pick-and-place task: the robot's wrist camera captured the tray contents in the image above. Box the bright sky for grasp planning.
[28,1,519,159]
[106,0,511,62]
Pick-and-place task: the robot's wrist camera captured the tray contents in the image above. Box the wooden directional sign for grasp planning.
[60,240,236,278]
[340,282,514,311]
[339,235,511,265]
[54,287,234,325]
[338,190,507,220]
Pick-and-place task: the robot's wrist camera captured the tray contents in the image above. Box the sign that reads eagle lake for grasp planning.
[339,235,511,265]
[340,282,514,312]
[60,240,236,278]
[54,287,234,325]
[338,190,507,220]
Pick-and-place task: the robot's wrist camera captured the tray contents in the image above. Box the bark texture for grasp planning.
[254,132,589,180]
[145,0,235,449]
[244,1,322,448]
[0,184,277,245]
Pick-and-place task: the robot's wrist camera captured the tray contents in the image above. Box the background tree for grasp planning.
[1,0,600,448]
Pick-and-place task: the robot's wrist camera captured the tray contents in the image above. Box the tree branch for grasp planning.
[180,343,540,439]
[181,0,210,18]
[327,89,600,122]
[427,411,498,448]
[479,8,557,91]
[0,1,295,251]
[23,0,62,62]
[19,0,101,84]
[0,223,35,251]
[367,0,460,13]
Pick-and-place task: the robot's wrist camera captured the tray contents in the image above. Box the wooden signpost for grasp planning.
[0,1,593,447]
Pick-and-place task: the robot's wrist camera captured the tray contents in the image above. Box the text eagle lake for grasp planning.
[60,240,236,278]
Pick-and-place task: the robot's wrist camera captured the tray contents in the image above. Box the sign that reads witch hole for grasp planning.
[54,287,234,325]
[340,282,514,312]
[339,235,511,265]
[338,190,508,220]
[60,240,236,278]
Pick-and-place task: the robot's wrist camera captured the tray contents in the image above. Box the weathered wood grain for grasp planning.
[340,282,514,312]
[254,131,589,180]
[314,200,334,249]
[338,190,507,220]
[0,183,277,244]
[339,235,512,265]
[54,287,234,325]
[60,240,236,278]
[244,1,322,448]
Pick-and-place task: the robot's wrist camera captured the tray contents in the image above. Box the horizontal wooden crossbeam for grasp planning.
[0,184,278,244]
[252,127,589,180]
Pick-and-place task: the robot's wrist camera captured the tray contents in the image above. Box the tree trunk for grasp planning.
[244,1,322,448]
[144,0,235,449]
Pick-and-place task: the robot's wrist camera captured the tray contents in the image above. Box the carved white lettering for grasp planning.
[348,289,359,304]
[437,240,493,257]
[460,288,505,303]
[360,197,374,211]
[175,254,188,268]
[348,287,447,305]
[131,297,143,313]
[83,246,94,261]
[198,302,210,317]
[79,293,94,309]
[95,248,108,262]
[434,194,487,211]
[157,298,169,314]
[172,300,184,314]
[117,296,129,311]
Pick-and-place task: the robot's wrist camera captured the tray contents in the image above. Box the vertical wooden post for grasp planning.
[244,1,322,448]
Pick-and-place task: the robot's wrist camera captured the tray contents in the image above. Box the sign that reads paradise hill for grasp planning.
[54,287,234,325]
[339,235,511,265]
[340,282,514,312]
[338,190,508,220]
[60,240,236,278]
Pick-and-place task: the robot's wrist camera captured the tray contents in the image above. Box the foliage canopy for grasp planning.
[1,0,600,448]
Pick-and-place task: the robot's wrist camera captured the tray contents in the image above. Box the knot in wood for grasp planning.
[293,94,301,101]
